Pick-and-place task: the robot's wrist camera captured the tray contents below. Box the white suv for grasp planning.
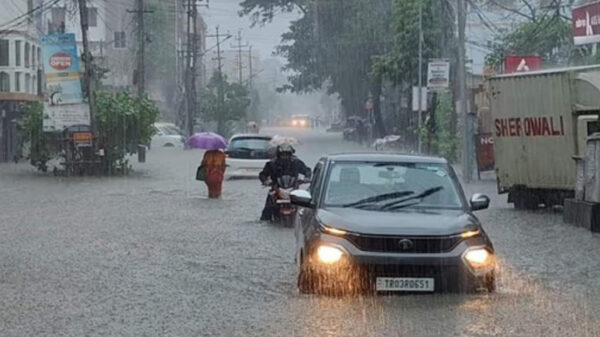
[151,123,185,149]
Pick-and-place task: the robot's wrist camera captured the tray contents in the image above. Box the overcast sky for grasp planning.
[199,0,301,62]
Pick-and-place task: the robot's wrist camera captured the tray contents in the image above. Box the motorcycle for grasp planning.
[268,175,308,227]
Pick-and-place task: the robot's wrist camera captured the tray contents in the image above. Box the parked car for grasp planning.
[291,153,495,294]
[225,134,273,179]
[151,123,185,149]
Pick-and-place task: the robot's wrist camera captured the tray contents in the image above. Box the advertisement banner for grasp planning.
[41,33,84,105]
[42,103,90,132]
[427,61,450,91]
[573,2,600,45]
[504,56,542,73]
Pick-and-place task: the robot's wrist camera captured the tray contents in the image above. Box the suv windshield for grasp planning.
[324,162,463,210]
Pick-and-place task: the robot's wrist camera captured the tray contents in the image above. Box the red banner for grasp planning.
[573,2,600,45]
[475,133,495,173]
[504,56,542,74]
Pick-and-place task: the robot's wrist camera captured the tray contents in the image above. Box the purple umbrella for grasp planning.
[185,132,228,150]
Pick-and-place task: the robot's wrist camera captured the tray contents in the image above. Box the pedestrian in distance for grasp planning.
[201,149,226,199]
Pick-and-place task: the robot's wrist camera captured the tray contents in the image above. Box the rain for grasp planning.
[1,0,600,336]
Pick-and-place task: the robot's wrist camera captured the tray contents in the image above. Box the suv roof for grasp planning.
[325,152,448,164]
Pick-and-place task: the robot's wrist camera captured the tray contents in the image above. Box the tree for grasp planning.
[198,73,251,135]
[481,0,594,69]
[240,0,394,136]
[20,94,160,175]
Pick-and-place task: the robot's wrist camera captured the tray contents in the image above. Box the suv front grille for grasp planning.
[346,234,462,253]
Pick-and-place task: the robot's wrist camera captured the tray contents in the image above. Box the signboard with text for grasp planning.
[427,61,450,91]
[42,103,91,132]
[41,33,84,105]
[504,56,542,73]
[573,2,600,45]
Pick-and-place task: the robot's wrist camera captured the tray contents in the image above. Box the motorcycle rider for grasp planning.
[259,143,311,221]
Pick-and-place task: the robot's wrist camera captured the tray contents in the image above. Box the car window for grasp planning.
[309,162,324,200]
[324,162,463,210]
[229,138,270,150]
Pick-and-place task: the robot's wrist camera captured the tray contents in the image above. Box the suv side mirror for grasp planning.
[470,193,490,211]
[291,190,314,208]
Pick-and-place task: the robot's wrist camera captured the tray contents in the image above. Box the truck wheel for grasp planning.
[512,191,539,210]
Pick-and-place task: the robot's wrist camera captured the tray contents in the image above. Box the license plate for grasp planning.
[376,277,434,292]
[276,200,291,204]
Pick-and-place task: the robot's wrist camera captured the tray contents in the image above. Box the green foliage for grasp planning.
[95,91,160,174]
[485,15,573,68]
[18,102,55,172]
[373,0,455,84]
[198,73,251,133]
[243,0,393,123]
[422,93,459,162]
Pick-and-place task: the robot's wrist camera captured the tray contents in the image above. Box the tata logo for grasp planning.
[49,52,72,71]
[398,239,414,251]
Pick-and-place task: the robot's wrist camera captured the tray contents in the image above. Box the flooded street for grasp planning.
[1,128,599,337]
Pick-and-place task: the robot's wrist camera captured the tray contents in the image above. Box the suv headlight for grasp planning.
[463,247,494,273]
[317,245,344,264]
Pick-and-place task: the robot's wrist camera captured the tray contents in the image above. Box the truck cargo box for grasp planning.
[489,66,600,207]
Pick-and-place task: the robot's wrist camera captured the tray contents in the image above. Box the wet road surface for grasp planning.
[1,128,599,336]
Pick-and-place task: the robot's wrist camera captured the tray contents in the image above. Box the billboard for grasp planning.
[42,103,91,132]
[573,1,600,45]
[427,61,450,91]
[41,33,83,105]
[504,56,542,73]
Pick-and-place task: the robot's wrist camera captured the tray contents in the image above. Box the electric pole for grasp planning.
[77,0,98,147]
[206,26,231,134]
[231,30,248,84]
[457,0,471,182]
[127,2,154,98]
[248,46,253,90]
[136,0,145,97]
[417,2,423,154]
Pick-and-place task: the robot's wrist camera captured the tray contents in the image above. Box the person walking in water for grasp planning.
[201,149,226,198]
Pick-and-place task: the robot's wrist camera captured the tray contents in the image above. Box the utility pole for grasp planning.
[231,30,248,84]
[248,45,253,90]
[136,0,145,97]
[417,2,423,154]
[206,26,231,133]
[127,2,154,98]
[457,0,471,182]
[77,0,98,148]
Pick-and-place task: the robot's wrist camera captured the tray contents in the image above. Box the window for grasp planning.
[114,31,126,48]
[88,8,98,27]
[32,75,36,94]
[37,47,41,69]
[25,74,30,93]
[14,72,20,92]
[24,43,30,68]
[15,41,21,67]
[0,40,9,66]
[310,162,325,201]
[0,72,10,92]
[31,45,35,68]
[51,7,66,32]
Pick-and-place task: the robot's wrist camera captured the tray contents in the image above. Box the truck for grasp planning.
[488,65,600,209]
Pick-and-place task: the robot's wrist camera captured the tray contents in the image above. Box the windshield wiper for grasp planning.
[380,186,444,210]
[341,191,414,208]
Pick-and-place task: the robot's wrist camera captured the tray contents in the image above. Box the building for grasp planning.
[0,0,44,162]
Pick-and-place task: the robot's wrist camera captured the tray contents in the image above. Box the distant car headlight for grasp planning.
[463,247,494,270]
[300,120,307,126]
[317,245,344,264]
[292,120,298,126]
